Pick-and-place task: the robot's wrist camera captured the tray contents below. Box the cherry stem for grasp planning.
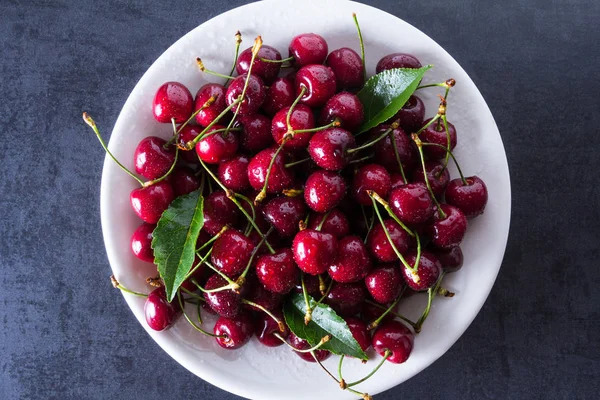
[389,128,408,184]
[417,78,456,91]
[352,13,367,83]
[143,147,179,187]
[415,272,446,333]
[110,275,147,297]
[196,57,236,80]
[184,248,213,282]
[437,286,455,297]
[196,126,242,142]
[236,226,273,283]
[165,96,217,147]
[241,299,286,332]
[315,211,330,232]
[301,273,313,324]
[203,260,241,291]
[196,226,227,253]
[254,138,288,205]
[177,291,224,338]
[196,301,203,324]
[284,157,311,168]
[188,99,242,147]
[348,153,374,165]
[234,193,256,235]
[367,286,407,331]
[259,55,294,63]
[421,141,468,185]
[313,353,370,399]
[414,114,440,136]
[441,114,452,170]
[316,278,334,305]
[368,191,415,237]
[346,127,392,154]
[180,287,205,301]
[318,273,328,294]
[293,119,340,134]
[364,299,417,329]
[274,333,330,353]
[411,134,446,218]
[360,205,370,244]
[83,113,145,186]
[226,31,243,84]
[346,350,391,388]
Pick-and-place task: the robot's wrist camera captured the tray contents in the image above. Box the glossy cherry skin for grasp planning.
[263,196,307,237]
[376,53,422,73]
[288,333,331,362]
[393,95,425,134]
[372,320,414,364]
[289,33,328,67]
[352,164,391,206]
[226,73,266,115]
[308,127,356,171]
[202,190,239,235]
[152,81,193,123]
[218,154,250,192]
[130,181,174,224]
[194,83,227,127]
[236,45,282,85]
[247,147,294,193]
[177,125,202,164]
[307,208,350,238]
[171,167,201,197]
[401,251,442,291]
[131,222,155,262]
[195,125,239,164]
[319,92,364,133]
[255,310,289,347]
[211,228,255,277]
[367,220,412,263]
[411,160,450,198]
[365,265,404,304]
[214,313,254,349]
[203,274,241,317]
[255,248,299,294]
[325,47,364,89]
[325,281,366,316]
[430,204,468,249]
[271,104,315,150]
[144,287,181,331]
[262,77,295,116]
[292,229,338,275]
[420,118,457,160]
[372,125,417,173]
[295,64,337,108]
[389,183,434,225]
[237,114,273,153]
[328,236,372,283]
[304,170,347,213]
[432,246,464,273]
[134,136,176,180]
[345,317,371,352]
[445,176,488,217]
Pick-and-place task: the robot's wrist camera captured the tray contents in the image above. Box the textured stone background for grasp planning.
[1,0,599,399]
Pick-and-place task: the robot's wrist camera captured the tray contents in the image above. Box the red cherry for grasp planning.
[365,265,404,304]
[211,228,255,277]
[288,332,331,362]
[319,92,364,133]
[432,246,464,273]
[244,275,283,312]
[308,127,356,171]
[430,204,468,249]
[376,53,422,73]
[411,160,450,198]
[372,125,417,174]
[345,317,371,352]
[304,170,347,213]
[420,118,457,160]
[195,125,239,164]
[247,147,294,193]
[237,45,282,85]
[214,313,254,349]
[295,64,337,108]
[152,82,193,123]
[255,310,289,347]
[130,181,174,224]
[134,136,176,180]
[256,248,299,294]
[372,320,414,363]
[262,77,295,117]
[292,229,338,275]
[324,281,366,316]
[177,125,202,164]
[289,33,328,66]
[400,251,442,291]
[218,154,250,192]
[352,164,391,206]
[237,114,274,154]
[194,83,227,127]
[325,48,364,89]
[202,190,239,235]
[144,286,181,331]
[367,220,412,263]
[392,95,425,134]
[225,74,266,115]
[445,176,488,217]
[328,236,372,283]
[306,208,350,238]
[263,196,307,237]
[171,167,200,197]
[271,104,315,150]
[131,222,155,262]
[203,274,241,317]
[389,183,434,225]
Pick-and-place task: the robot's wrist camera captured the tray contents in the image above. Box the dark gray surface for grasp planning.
[1,0,599,399]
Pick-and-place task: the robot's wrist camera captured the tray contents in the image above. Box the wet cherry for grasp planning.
[328,235,372,283]
[214,313,254,349]
[256,248,299,294]
[134,136,175,180]
[130,181,174,224]
[445,176,488,217]
[308,127,356,171]
[144,286,181,331]
[304,170,347,213]
[292,229,338,275]
[194,83,227,127]
[289,33,328,66]
[152,81,193,123]
[372,320,414,363]
[295,64,337,108]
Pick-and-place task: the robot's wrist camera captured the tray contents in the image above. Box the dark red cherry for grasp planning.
[445,176,488,217]
[226,73,266,115]
[367,220,412,263]
[295,64,337,108]
[211,228,255,277]
[411,160,450,198]
[308,127,356,171]
[325,48,364,89]
[304,170,347,213]
[271,104,315,150]
[325,281,366,316]
[237,114,274,153]
[263,196,307,237]
[362,301,395,325]
[152,82,193,123]
[202,190,239,235]
[328,236,372,283]
[345,317,371,352]
[307,208,350,238]
[432,246,464,273]
[392,95,425,134]
[372,320,414,363]
[376,53,422,73]
[389,183,434,225]
[262,77,295,117]
[134,136,176,180]
[365,265,404,304]
[319,92,364,133]
[390,173,406,190]
[144,286,181,331]
[195,125,239,164]
[292,229,338,275]
[401,251,442,291]
[203,274,241,317]
[194,83,227,127]
[420,118,457,160]
[288,332,331,362]
[177,125,202,164]
[247,147,294,193]
[255,310,289,347]
[171,167,200,197]
[131,222,155,262]
[430,204,468,249]
[244,275,283,311]
[218,154,250,192]
[372,125,417,173]
[255,248,299,294]
[288,33,328,67]
[214,313,254,349]
[352,164,391,206]
[236,45,282,85]
[130,181,174,224]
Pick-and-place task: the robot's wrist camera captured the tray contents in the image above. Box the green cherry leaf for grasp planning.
[284,292,368,360]
[357,65,432,134]
[151,189,204,302]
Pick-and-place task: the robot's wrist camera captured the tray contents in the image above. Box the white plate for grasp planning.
[100,0,511,398]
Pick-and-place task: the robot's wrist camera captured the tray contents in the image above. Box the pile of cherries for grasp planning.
[94,26,488,394]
